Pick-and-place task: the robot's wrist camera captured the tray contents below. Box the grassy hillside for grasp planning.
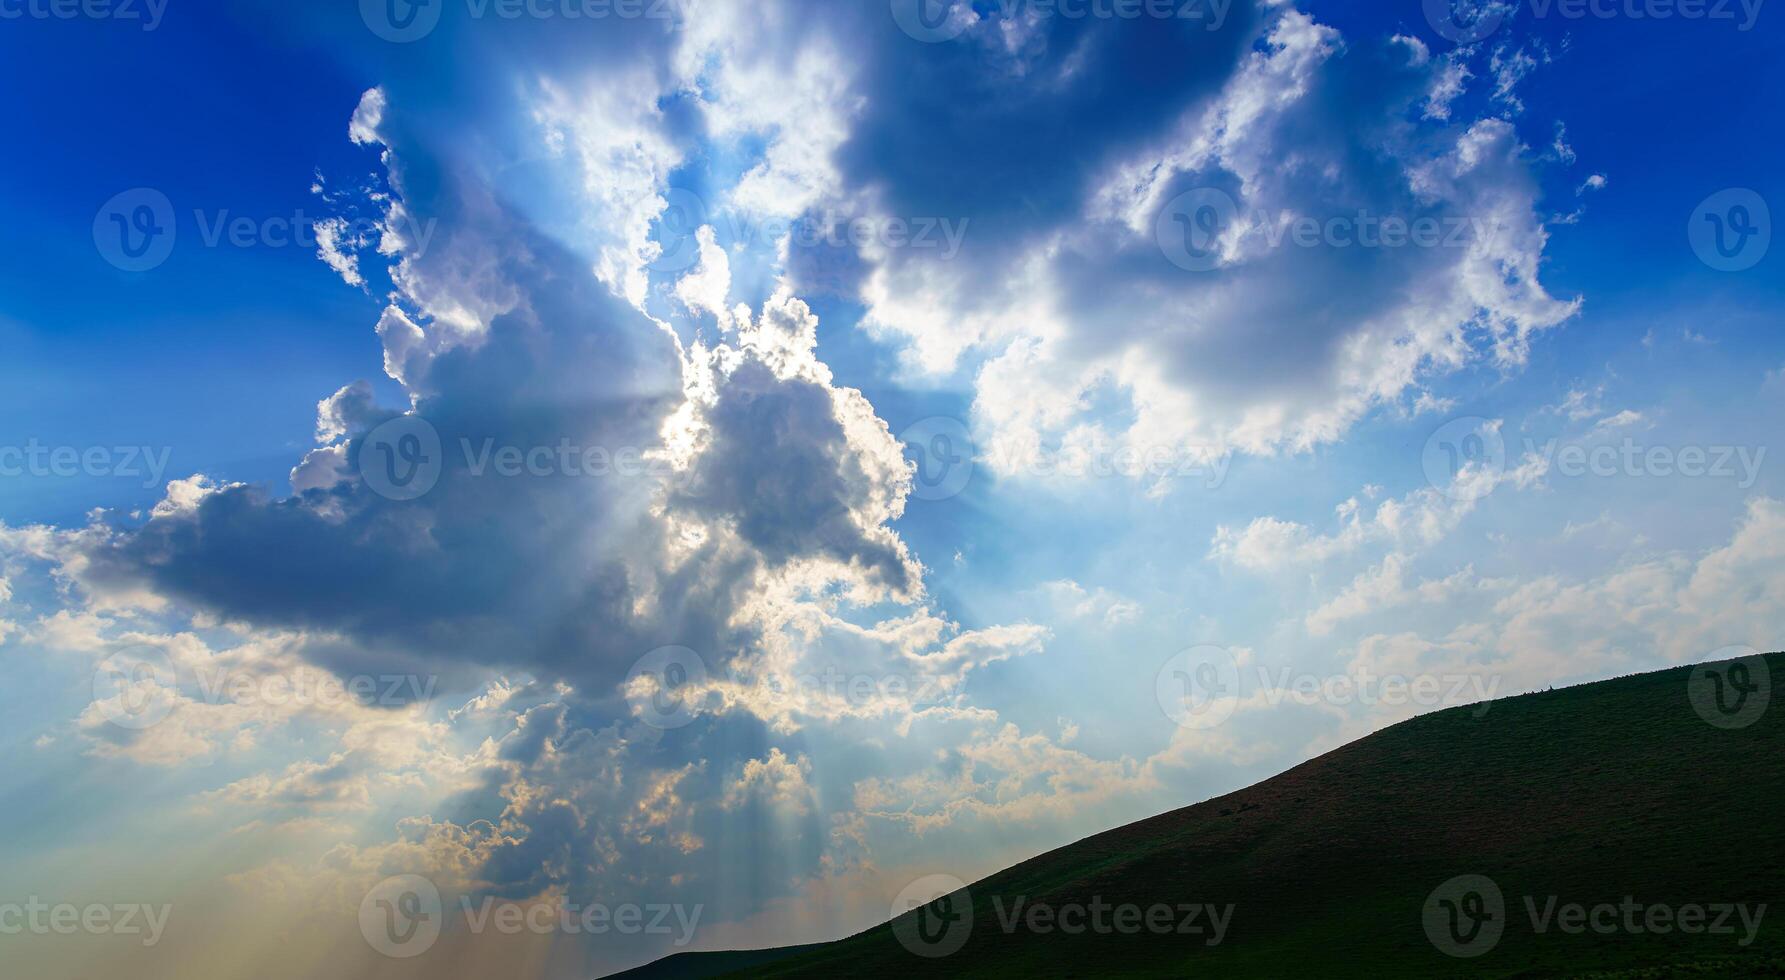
[615,652,1785,978]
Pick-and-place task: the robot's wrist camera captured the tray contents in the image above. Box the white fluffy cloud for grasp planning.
[792,6,1580,473]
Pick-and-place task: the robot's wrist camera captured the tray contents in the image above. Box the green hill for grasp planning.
[613,652,1784,978]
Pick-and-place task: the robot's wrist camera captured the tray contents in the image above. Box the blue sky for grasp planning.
[1,1,1782,976]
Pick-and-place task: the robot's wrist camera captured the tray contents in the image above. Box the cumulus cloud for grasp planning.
[2,68,1070,943]
[1210,442,1548,573]
[1328,498,1785,723]
[731,4,1582,473]
[1305,556,1484,636]
[68,106,934,709]
[348,86,385,147]
[723,748,816,815]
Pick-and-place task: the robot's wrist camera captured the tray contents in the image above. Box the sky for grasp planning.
[0,0,1782,976]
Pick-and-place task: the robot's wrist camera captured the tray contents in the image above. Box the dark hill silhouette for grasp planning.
[612,651,1785,978]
